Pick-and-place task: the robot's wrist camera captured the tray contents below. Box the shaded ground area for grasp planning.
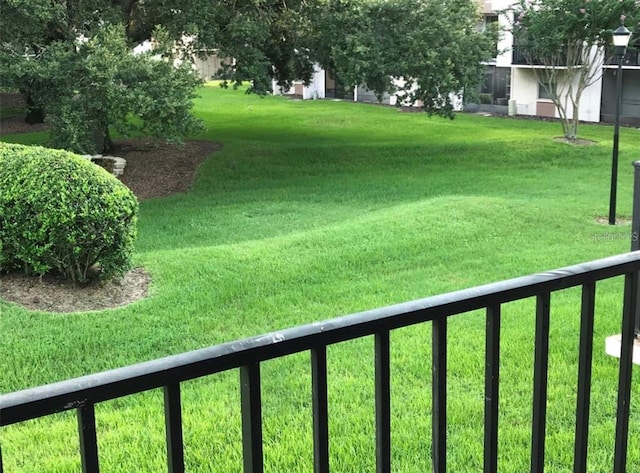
[0,106,220,312]
[0,93,49,134]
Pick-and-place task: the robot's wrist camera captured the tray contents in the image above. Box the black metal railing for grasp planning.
[1,252,640,473]
[512,45,569,66]
[605,47,640,67]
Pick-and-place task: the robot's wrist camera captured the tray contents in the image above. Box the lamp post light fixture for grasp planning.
[608,24,632,225]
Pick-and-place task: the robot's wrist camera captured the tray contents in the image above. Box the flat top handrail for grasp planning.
[2,251,640,426]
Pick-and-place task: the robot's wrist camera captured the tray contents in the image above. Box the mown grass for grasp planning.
[1,83,640,472]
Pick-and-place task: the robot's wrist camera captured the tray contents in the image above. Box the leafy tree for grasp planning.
[33,26,202,154]
[0,1,206,153]
[210,0,317,94]
[310,0,499,117]
[509,0,637,140]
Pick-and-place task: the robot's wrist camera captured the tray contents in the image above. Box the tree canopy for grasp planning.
[1,0,207,153]
[1,0,498,153]
[308,0,498,116]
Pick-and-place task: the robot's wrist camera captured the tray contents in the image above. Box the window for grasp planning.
[538,79,556,100]
[485,15,499,26]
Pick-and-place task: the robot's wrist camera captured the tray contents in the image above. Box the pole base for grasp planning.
[605,334,640,365]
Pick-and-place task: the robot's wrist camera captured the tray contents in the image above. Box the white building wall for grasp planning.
[574,48,603,122]
[564,73,602,123]
[272,64,325,99]
[388,77,409,106]
[510,67,603,122]
[481,0,515,68]
[193,52,226,80]
[580,75,603,122]
[496,11,514,68]
[305,66,325,99]
[510,66,603,122]
[355,86,392,104]
[511,68,540,116]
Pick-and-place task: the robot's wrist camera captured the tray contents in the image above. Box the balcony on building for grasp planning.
[512,44,569,68]
[604,46,640,67]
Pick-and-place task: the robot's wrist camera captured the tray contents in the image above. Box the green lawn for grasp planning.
[1,83,640,472]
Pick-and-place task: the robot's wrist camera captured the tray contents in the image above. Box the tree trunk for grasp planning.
[24,93,45,124]
[567,118,578,140]
[92,124,114,154]
[103,127,114,154]
[569,102,580,140]
[558,105,578,140]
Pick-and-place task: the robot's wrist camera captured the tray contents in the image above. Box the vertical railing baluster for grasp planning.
[613,271,638,473]
[240,363,263,473]
[484,304,501,473]
[0,443,4,473]
[573,282,596,473]
[311,346,330,473]
[432,316,447,473]
[164,382,185,473]
[531,293,551,473]
[375,331,391,473]
[77,403,100,473]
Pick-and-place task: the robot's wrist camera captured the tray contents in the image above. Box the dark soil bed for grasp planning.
[116,138,221,200]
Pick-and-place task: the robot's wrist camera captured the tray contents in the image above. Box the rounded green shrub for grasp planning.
[0,143,138,284]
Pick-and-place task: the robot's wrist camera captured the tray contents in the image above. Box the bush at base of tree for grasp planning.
[0,143,138,285]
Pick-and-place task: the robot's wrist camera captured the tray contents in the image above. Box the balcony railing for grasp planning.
[1,251,640,473]
[512,45,569,66]
[605,48,640,67]
[513,45,640,68]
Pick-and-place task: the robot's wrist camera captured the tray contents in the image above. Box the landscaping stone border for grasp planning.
[82,155,126,176]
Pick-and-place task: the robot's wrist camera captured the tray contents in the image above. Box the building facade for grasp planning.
[479,0,640,126]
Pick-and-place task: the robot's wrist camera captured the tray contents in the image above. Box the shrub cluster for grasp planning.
[0,143,138,284]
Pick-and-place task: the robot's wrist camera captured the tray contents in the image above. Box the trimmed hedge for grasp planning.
[0,143,138,284]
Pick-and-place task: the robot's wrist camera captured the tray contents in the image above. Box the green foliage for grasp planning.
[398,0,499,116]
[213,0,316,94]
[512,0,637,51]
[1,4,203,154]
[1,0,497,126]
[0,143,138,284]
[43,26,203,154]
[310,0,498,117]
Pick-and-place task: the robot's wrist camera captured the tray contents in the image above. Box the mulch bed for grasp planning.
[115,138,221,200]
[0,268,151,313]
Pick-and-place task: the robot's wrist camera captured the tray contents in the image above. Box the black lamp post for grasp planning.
[632,161,640,338]
[608,24,632,225]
